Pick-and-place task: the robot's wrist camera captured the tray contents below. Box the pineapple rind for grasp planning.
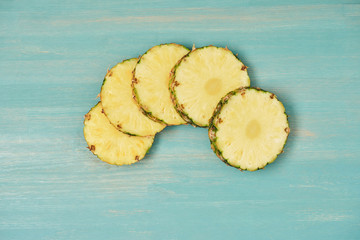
[169,46,250,127]
[132,43,190,125]
[208,87,290,171]
[132,80,163,124]
[169,54,198,127]
[83,102,155,165]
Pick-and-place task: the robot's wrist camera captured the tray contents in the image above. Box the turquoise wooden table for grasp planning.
[1,0,360,239]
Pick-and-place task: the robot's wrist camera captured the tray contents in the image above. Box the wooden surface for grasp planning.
[1,0,360,239]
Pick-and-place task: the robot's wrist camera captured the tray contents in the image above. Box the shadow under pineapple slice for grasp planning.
[170,46,250,127]
[83,102,154,165]
[101,58,165,136]
[133,43,190,125]
[208,88,290,171]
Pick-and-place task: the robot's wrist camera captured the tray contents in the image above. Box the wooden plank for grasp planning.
[1,0,360,239]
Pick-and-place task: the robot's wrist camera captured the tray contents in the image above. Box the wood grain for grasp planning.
[1,0,360,239]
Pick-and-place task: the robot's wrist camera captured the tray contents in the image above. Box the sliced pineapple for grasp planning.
[83,102,154,165]
[101,58,166,136]
[169,46,250,127]
[133,43,190,125]
[208,88,290,171]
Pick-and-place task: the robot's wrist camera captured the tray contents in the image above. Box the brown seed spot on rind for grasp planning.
[101,109,105,114]
[241,92,245,96]
[223,95,230,102]
[270,93,275,99]
[84,114,91,120]
[132,78,138,84]
[180,104,185,110]
[181,114,191,123]
[174,81,180,87]
[241,65,248,71]
[285,127,290,134]
[209,130,216,141]
[108,71,113,77]
[135,155,140,161]
[217,153,225,162]
[214,104,222,113]
[218,118,223,124]
[117,124,122,129]
[87,145,95,152]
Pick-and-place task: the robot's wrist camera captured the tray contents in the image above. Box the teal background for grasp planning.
[1,0,360,239]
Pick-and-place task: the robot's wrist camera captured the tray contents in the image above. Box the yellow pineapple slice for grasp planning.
[209,88,290,171]
[101,58,165,136]
[170,46,250,127]
[83,102,154,165]
[133,43,190,125]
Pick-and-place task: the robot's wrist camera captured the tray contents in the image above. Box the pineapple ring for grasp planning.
[83,102,154,165]
[133,43,190,125]
[209,88,290,171]
[101,58,165,136]
[170,46,250,127]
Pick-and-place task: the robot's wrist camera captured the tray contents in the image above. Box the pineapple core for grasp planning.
[245,119,261,139]
[205,78,222,95]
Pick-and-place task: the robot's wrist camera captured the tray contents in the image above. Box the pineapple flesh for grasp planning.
[101,58,166,136]
[133,43,190,125]
[170,46,250,127]
[83,102,154,165]
[208,88,290,171]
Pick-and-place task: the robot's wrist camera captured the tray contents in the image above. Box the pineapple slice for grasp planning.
[208,88,290,171]
[170,46,250,127]
[133,43,190,125]
[83,102,154,165]
[101,58,166,136]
